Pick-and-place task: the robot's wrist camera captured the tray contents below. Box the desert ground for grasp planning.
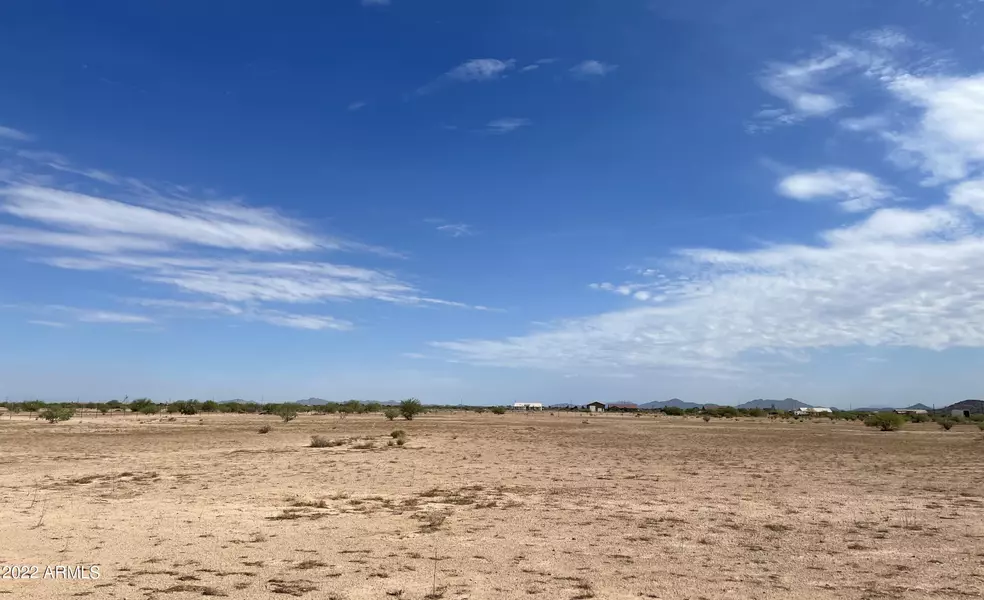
[1,411,983,600]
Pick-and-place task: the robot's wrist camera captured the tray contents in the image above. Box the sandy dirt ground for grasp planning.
[1,411,983,600]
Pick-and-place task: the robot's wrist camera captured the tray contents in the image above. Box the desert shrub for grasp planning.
[391,429,407,439]
[937,418,956,431]
[352,440,374,449]
[384,408,399,421]
[275,404,298,423]
[172,400,200,415]
[258,425,272,434]
[702,415,712,422]
[490,406,506,415]
[747,408,766,418]
[201,400,219,413]
[396,438,405,446]
[362,401,382,414]
[908,413,931,423]
[663,406,684,416]
[41,407,75,423]
[138,404,158,415]
[977,422,984,431]
[864,413,904,431]
[310,435,332,448]
[129,398,155,414]
[400,398,424,421]
[341,399,362,414]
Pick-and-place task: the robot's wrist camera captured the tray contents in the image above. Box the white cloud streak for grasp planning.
[416,59,515,95]
[435,223,474,238]
[0,142,480,330]
[570,60,618,78]
[485,118,531,135]
[0,125,34,142]
[0,185,322,252]
[776,169,894,212]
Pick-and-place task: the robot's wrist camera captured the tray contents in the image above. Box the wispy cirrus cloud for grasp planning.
[0,142,484,330]
[520,58,558,72]
[432,30,984,377]
[485,118,531,135]
[426,218,475,238]
[28,320,67,328]
[570,60,618,78]
[435,223,474,237]
[0,124,34,142]
[415,59,515,95]
[361,0,390,6]
[347,101,367,111]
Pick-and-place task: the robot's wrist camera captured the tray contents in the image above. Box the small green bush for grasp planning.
[908,413,930,423]
[384,408,399,421]
[41,407,75,423]
[864,413,904,431]
[399,398,424,421]
[937,418,956,431]
[276,404,298,423]
[702,415,711,422]
[258,425,272,434]
[390,429,407,439]
[663,406,684,416]
[490,406,506,415]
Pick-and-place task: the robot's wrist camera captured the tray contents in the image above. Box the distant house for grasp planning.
[586,402,606,413]
[895,409,928,415]
[952,409,971,418]
[512,402,543,411]
[608,403,639,412]
[794,407,833,416]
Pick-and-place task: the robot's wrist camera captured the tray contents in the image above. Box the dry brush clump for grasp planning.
[309,435,340,448]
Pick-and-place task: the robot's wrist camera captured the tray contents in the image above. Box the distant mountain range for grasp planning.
[948,399,984,413]
[292,398,400,406]
[639,398,701,410]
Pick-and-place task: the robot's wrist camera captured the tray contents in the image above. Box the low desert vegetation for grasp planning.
[399,398,424,421]
[384,407,399,421]
[40,406,75,423]
[310,435,333,448]
[937,418,956,431]
[490,406,506,415]
[275,404,298,423]
[864,412,905,431]
[258,425,272,434]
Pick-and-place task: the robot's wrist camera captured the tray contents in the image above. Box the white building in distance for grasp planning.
[793,407,833,416]
[512,402,544,411]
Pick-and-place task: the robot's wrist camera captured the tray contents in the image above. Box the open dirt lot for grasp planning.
[2,411,983,599]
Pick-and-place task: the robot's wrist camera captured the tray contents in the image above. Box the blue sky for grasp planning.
[2,0,984,406]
